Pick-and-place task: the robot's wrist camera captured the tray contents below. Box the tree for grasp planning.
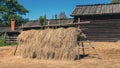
[55,14,58,23]
[43,15,47,25]
[39,15,47,25]
[55,14,58,19]
[59,12,67,19]
[112,0,120,3]
[39,16,44,25]
[0,0,29,26]
[15,16,29,26]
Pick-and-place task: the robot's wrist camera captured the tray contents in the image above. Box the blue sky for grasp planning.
[18,0,111,20]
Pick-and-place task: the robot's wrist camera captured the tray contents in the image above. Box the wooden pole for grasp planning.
[22,24,23,31]
[81,42,85,57]
[48,21,50,28]
[14,44,18,55]
[78,18,80,23]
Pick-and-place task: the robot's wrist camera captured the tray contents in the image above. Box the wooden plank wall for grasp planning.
[80,19,120,42]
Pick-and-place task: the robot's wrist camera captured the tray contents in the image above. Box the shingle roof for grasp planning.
[23,20,40,26]
[0,27,20,32]
[71,3,120,16]
[23,19,73,27]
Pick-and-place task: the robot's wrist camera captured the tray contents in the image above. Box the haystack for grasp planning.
[17,27,80,60]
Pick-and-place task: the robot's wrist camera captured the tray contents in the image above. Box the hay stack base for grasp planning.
[17,27,80,60]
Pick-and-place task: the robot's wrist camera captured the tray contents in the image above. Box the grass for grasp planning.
[0,32,17,47]
[0,37,16,47]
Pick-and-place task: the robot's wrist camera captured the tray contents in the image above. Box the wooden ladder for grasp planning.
[76,40,102,60]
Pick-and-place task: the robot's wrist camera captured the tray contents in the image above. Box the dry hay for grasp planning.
[0,46,16,58]
[17,27,80,60]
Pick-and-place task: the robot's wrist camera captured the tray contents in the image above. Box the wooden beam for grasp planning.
[81,42,85,57]
[22,21,90,28]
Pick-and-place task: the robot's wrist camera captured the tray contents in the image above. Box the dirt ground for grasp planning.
[0,42,120,68]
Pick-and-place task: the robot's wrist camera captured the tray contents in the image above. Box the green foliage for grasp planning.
[55,14,58,23]
[39,15,47,30]
[43,15,47,25]
[15,16,29,26]
[0,33,15,46]
[0,37,15,46]
[55,14,58,20]
[112,0,120,3]
[39,16,44,25]
[0,37,6,45]
[0,0,29,26]
[39,15,47,25]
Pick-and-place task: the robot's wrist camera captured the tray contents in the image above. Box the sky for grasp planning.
[18,0,111,20]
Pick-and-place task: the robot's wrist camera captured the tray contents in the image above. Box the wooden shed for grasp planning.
[71,3,120,42]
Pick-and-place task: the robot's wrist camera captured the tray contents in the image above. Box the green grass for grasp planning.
[0,32,17,47]
[0,37,17,47]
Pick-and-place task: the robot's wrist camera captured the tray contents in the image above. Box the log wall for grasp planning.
[80,19,120,42]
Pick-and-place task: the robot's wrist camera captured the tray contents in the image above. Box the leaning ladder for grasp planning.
[77,40,102,60]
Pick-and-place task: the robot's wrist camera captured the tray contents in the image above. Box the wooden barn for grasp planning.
[71,3,120,42]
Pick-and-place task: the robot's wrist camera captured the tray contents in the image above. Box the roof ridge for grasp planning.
[76,3,120,7]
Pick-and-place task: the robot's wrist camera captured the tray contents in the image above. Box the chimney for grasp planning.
[11,20,15,31]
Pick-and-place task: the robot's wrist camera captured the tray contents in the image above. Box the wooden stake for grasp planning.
[81,42,85,57]
[14,45,18,56]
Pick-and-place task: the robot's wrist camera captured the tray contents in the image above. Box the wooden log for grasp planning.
[22,21,90,29]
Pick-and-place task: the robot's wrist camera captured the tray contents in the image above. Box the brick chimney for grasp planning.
[11,20,15,31]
